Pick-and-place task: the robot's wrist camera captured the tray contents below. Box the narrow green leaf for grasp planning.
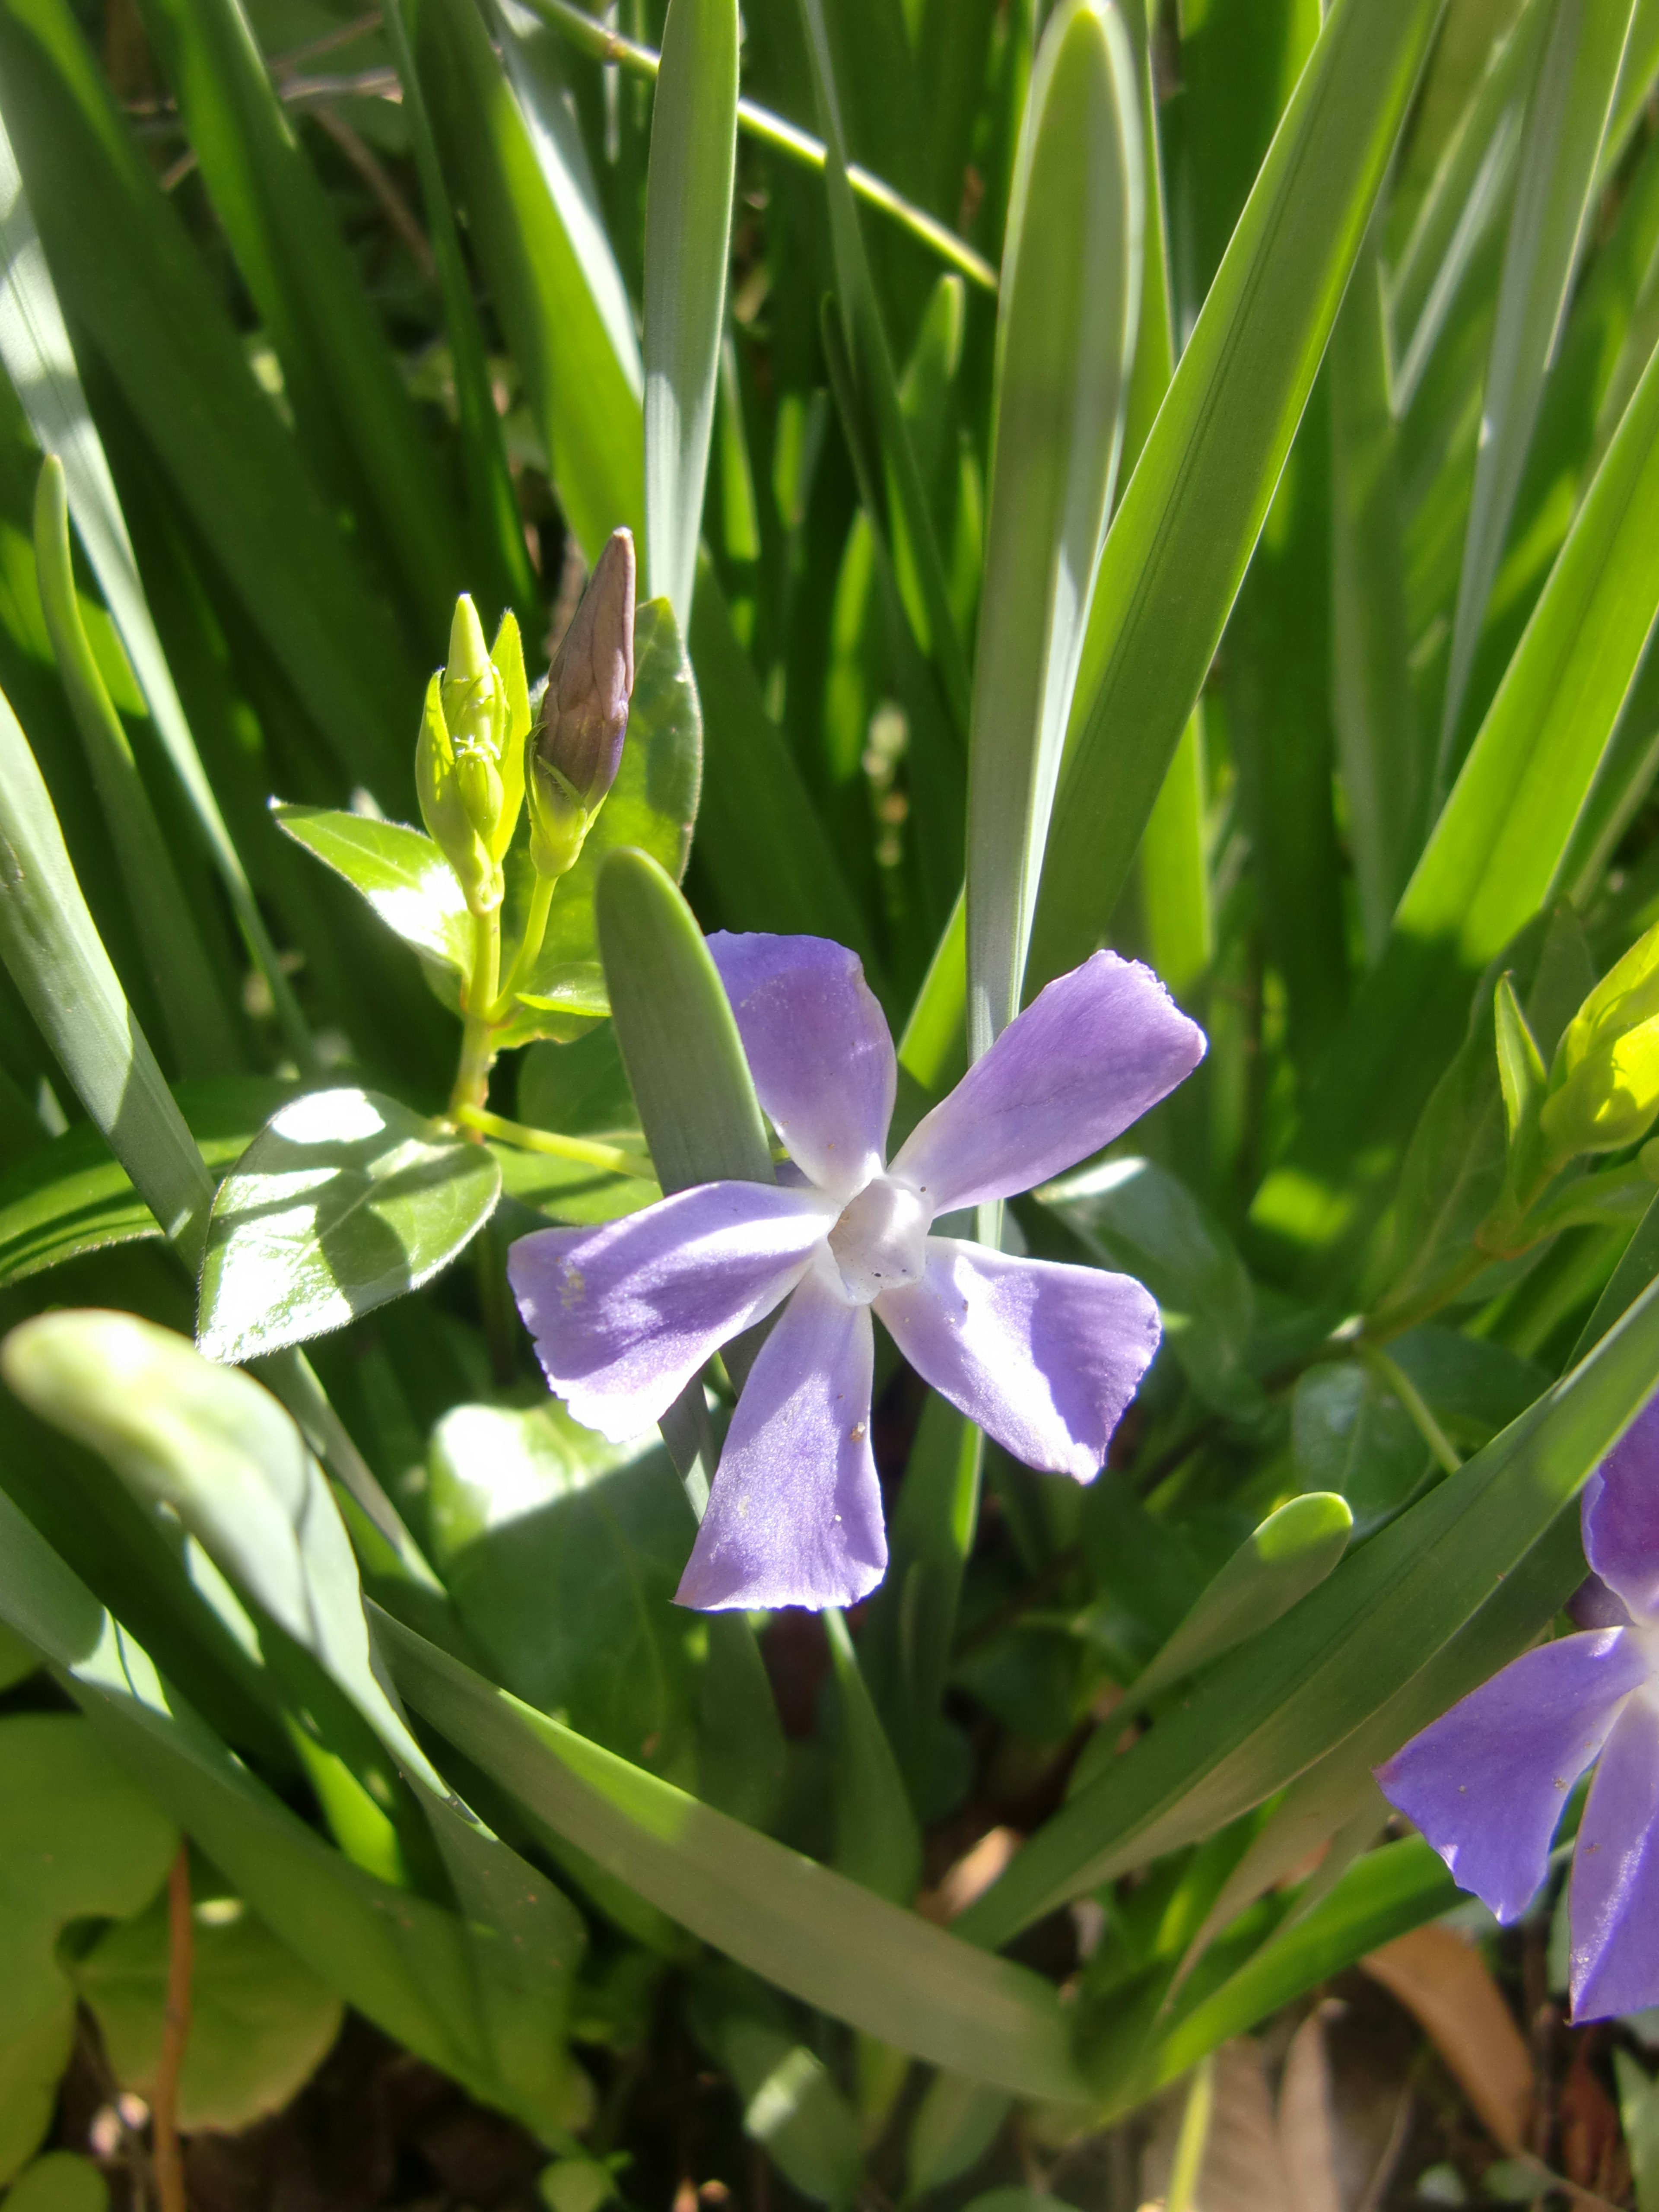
[376,1604,1092,2102]
[823,1608,922,1905]
[32,459,239,1076]
[688,1967,864,2209]
[1128,1494,1354,1708]
[1027,0,1443,996]
[197,1089,502,1364]
[1438,0,1638,779]
[0,112,314,1061]
[642,0,738,628]
[965,0,1141,1053]
[1494,969,1547,1151]
[0,680,213,1260]
[1252,331,1659,1282]
[907,2072,1011,2199]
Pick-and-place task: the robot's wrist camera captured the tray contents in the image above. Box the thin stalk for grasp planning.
[151,1847,193,2212]
[449,904,502,1119]
[487,874,556,1020]
[1363,1345,1462,1475]
[455,1103,655,1179]
[520,0,998,294]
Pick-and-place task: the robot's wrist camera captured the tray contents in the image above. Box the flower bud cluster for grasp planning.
[416,595,531,914]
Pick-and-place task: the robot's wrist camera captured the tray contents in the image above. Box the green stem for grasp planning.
[455,1103,655,1180]
[1362,1345,1462,1475]
[449,903,501,1119]
[487,873,556,1023]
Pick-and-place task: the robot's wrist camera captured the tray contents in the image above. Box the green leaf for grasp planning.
[953,1254,1659,1949]
[1438,0,1639,778]
[907,2071,1011,2198]
[0,680,214,1263]
[1253,324,1659,1284]
[1290,1366,1430,1537]
[824,1608,921,1904]
[0,1077,291,1287]
[1615,2049,1659,2212]
[1027,0,1441,999]
[273,809,472,978]
[965,0,1141,1051]
[378,1604,1092,2101]
[642,0,738,627]
[70,1885,343,2133]
[695,1613,788,1834]
[32,459,241,1077]
[1128,1494,1354,1707]
[197,1089,502,1365]
[0,1713,177,2183]
[0,111,313,1063]
[2,2158,106,2212]
[688,1966,864,2209]
[1038,1158,1258,1415]
[427,1398,700,1779]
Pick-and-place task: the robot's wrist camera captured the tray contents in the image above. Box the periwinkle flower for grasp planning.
[509,933,1205,1612]
[1377,1397,1659,2020]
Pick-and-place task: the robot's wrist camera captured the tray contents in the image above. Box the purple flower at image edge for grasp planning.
[508,932,1207,1613]
[1376,1396,1659,2021]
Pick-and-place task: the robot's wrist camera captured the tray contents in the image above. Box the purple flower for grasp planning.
[1376,1397,1659,2020]
[508,934,1205,1613]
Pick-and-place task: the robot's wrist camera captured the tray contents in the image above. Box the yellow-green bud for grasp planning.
[526,529,636,881]
[415,671,495,910]
[1540,920,1659,1161]
[440,593,502,763]
[417,593,537,908]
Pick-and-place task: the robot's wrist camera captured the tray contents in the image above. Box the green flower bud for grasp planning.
[1539,920,1659,1161]
[415,671,494,911]
[526,529,636,882]
[417,593,537,908]
[440,593,503,763]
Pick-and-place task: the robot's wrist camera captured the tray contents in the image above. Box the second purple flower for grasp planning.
[509,933,1206,1613]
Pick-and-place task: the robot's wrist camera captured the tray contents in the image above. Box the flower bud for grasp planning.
[1540,919,1659,1161]
[440,593,502,762]
[415,671,494,911]
[526,529,636,882]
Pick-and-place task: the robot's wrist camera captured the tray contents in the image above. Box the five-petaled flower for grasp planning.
[509,933,1205,1612]
[1378,1396,1659,2020]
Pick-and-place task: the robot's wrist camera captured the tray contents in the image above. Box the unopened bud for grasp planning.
[1540,919,1659,1161]
[440,594,502,760]
[526,529,636,881]
[415,672,494,910]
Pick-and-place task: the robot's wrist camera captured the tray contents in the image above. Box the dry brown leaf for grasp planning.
[918,1826,1020,1923]
[1279,2008,1343,2212]
[1140,2040,1289,2212]
[1360,1924,1533,2152]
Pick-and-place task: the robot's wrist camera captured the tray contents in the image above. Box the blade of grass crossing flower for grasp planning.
[0,115,314,1064]
[642,0,738,629]
[1026,0,1443,1000]
[0,0,416,804]
[796,0,972,736]
[132,0,464,647]
[376,1604,1091,2102]
[31,460,240,1077]
[1330,233,1422,957]
[1437,0,1638,787]
[955,1262,1659,1950]
[0,682,213,1261]
[965,0,1141,1060]
[1252,330,1659,1282]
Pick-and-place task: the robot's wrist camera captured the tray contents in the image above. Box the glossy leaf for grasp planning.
[377,1604,1093,2103]
[642,0,739,626]
[1290,1366,1431,1537]
[197,1088,502,1364]
[1027,0,1443,997]
[273,809,473,978]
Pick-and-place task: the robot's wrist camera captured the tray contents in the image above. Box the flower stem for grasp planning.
[1363,1345,1462,1475]
[449,903,501,1121]
[151,1845,193,2212]
[489,874,556,1023]
[454,1103,655,1180]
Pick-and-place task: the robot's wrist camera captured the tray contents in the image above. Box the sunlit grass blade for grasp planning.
[0,112,315,1064]
[32,459,240,1077]
[642,0,738,629]
[1437,0,1638,785]
[964,0,1141,1058]
[1026,0,1443,1000]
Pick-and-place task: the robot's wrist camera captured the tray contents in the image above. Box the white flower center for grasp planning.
[827,1173,929,1305]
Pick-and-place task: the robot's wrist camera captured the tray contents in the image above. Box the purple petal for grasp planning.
[889,952,1206,1214]
[676,1257,885,1611]
[1568,1574,1635,1631]
[876,1239,1160,1479]
[1570,1691,1659,2020]
[707,932,895,1198]
[509,1182,831,1440]
[1375,1630,1644,1923]
[1582,1393,1659,1624]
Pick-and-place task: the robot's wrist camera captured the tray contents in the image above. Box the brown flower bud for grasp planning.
[526,528,636,880]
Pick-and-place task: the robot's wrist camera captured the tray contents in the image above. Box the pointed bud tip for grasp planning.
[445,593,491,683]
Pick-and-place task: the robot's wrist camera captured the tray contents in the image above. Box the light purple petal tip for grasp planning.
[889,951,1206,1215]
[676,1259,885,1611]
[508,1182,830,1441]
[877,1239,1161,1480]
[707,932,896,1198]
[1570,1692,1659,2021]
[1376,1629,1644,1923]
[1582,1393,1659,1625]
